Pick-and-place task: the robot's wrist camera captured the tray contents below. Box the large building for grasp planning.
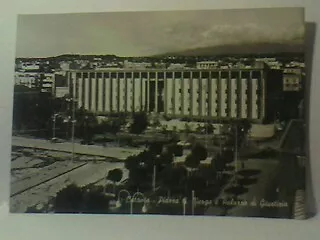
[62,64,272,123]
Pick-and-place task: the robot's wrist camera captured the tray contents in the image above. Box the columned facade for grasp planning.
[66,68,266,122]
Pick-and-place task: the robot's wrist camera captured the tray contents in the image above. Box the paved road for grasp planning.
[12,136,144,160]
[279,119,305,154]
[205,158,281,217]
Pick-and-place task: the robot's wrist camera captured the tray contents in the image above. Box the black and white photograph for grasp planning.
[10,7,307,218]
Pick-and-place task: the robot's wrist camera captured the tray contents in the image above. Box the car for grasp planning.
[50,137,62,143]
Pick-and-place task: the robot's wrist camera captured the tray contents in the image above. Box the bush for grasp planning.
[53,184,110,214]
[130,112,148,134]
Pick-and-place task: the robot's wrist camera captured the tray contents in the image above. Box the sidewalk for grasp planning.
[205,158,279,217]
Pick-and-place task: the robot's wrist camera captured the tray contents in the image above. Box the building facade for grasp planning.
[65,67,267,122]
[282,67,303,92]
[14,72,54,93]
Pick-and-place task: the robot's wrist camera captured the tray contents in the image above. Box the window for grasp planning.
[193,72,199,78]
[211,72,219,78]
[125,72,132,78]
[111,72,117,78]
[90,72,95,78]
[83,72,88,78]
[166,72,173,78]
[149,72,156,78]
[175,72,182,78]
[133,72,139,78]
[202,72,209,78]
[183,72,190,78]
[158,72,164,78]
[97,72,102,78]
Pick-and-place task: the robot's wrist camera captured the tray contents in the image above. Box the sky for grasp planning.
[15,8,305,58]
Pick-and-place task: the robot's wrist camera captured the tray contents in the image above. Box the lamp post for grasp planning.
[191,190,195,215]
[153,155,160,192]
[234,124,238,175]
[130,192,147,214]
[182,197,187,215]
[116,189,131,208]
[116,190,147,214]
[52,113,59,140]
[63,116,71,139]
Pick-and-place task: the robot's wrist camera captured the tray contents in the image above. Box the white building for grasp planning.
[62,66,268,122]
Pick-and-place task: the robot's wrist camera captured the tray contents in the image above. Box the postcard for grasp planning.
[11,7,307,219]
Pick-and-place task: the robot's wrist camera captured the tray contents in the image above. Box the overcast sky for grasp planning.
[16,8,304,58]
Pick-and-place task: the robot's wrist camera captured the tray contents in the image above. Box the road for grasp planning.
[12,136,144,160]
[279,119,305,154]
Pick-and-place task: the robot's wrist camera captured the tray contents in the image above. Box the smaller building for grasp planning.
[282,68,303,92]
[14,72,54,93]
[196,61,218,69]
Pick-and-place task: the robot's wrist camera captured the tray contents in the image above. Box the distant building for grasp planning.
[59,63,283,123]
[196,61,218,69]
[123,60,151,69]
[14,72,54,93]
[282,67,303,92]
[52,71,69,97]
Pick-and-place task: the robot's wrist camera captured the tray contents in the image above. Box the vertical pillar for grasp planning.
[164,72,167,114]
[217,71,221,118]
[248,71,253,120]
[208,71,212,118]
[190,71,193,118]
[172,71,176,116]
[181,71,185,116]
[228,71,232,119]
[147,72,150,112]
[140,72,143,112]
[102,72,106,112]
[155,71,158,113]
[199,71,202,118]
[260,70,266,121]
[237,71,242,119]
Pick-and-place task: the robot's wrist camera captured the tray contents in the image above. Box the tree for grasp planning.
[160,165,188,197]
[128,166,149,191]
[185,153,200,175]
[125,155,141,171]
[82,186,110,214]
[130,112,148,134]
[205,123,215,134]
[191,143,208,161]
[53,184,110,214]
[106,168,123,193]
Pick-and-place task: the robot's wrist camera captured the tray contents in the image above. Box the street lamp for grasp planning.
[182,197,187,215]
[115,190,148,214]
[130,192,147,214]
[52,113,59,140]
[116,189,131,208]
[63,116,71,139]
[191,190,196,215]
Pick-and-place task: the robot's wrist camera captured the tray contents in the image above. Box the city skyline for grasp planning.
[16,8,304,58]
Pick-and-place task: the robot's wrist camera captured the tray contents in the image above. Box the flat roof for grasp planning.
[66,67,265,73]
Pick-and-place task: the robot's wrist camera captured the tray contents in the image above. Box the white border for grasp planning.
[0,1,319,239]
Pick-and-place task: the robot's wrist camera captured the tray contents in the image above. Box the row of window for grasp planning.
[75,71,262,79]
